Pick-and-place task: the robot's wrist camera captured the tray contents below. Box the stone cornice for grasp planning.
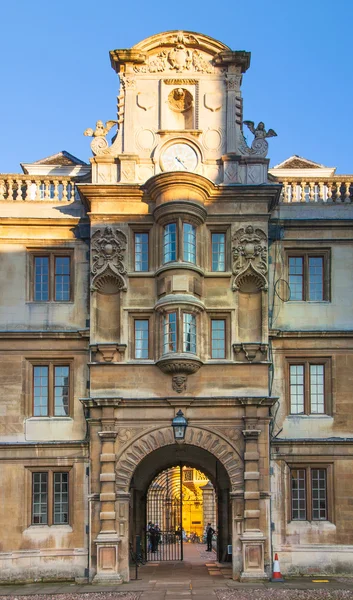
[0,329,90,339]
[80,396,277,408]
[270,329,353,339]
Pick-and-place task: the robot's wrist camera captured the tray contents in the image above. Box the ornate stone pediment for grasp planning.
[91,227,127,293]
[232,225,268,291]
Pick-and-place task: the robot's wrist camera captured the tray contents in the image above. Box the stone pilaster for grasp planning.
[93,407,122,584]
[240,412,267,581]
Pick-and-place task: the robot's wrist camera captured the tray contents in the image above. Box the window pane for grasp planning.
[54,366,69,416]
[291,469,306,520]
[163,313,177,353]
[135,319,149,359]
[135,233,149,272]
[163,223,177,263]
[54,472,69,524]
[55,257,71,301]
[310,364,325,414]
[309,257,323,301]
[33,366,49,416]
[211,320,225,358]
[34,256,49,301]
[32,472,48,524]
[312,469,327,520]
[289,257,303,300]
[183,313,196,353]
[289,365,304,414]
[211,233,225,271]
[183,223,196,264]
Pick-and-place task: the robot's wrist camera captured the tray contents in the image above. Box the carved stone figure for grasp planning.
[172,375,187,393]
[168,88,193,112]
[240,120,277,158]
[232,225,268,290]
[91,227,127,292]
[84,119,118,156]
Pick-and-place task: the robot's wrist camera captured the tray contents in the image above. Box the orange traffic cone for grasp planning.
[271,553,284,582]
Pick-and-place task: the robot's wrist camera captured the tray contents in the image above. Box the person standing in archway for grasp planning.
[206,523,215,552]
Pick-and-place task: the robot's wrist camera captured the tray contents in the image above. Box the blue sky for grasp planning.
[0,0,352,173]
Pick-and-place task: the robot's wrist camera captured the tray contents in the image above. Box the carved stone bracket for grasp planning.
[91,227,127,293]
[233,343,268,363]
[232,225,268,291]
[91,344,127,363]
[156,354,203,394]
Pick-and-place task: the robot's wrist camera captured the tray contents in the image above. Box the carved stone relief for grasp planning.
[91,227,127,293]
[172,375,187,393]
[203,128,223,152]
[136,92,156,111]
[232,225,268,291]
[168,88,193,112]
[115,425,243,493]
[204,93,222,112]
[239,121,277,158]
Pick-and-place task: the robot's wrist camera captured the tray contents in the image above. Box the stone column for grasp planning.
[240,411,267,581]
[230,491,244,578]
[93,406,122,584]
[201,481,215,530]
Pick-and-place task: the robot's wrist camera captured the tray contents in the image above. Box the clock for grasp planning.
[161,143,198,172]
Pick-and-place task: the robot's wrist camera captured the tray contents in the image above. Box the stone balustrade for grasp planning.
[272,176,353,204]
[0,175,77,202]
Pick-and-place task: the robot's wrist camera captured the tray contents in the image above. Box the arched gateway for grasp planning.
[82,27,278,588]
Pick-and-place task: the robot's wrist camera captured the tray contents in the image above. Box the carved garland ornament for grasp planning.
[232,225,268,291]
[91,227,127,293]
[115,426,243,493]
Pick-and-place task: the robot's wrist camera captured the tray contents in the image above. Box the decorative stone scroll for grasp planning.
[84,120,119,156]
[232,225,268,291]
[91,227,127,293]
[115,425,243,493]
[133,32,214,74]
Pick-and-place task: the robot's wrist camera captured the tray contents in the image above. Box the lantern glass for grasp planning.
[172,410,188,442]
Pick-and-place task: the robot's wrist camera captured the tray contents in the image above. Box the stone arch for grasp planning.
[115,425,243,493]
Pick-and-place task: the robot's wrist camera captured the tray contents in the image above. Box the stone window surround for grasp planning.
[285,248,331,302]
[207,225,231,272]
[129,311,154,360]
[129,225,152,273]
[208,312,231,360]
[285,356,332,416]
[24,465,73,529]
[287,462,334,524]
[26,358,74,418]
[158,307,200,358]
[27,247,75,303]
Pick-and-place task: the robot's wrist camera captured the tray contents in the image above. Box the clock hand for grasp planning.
[175,156,188,170]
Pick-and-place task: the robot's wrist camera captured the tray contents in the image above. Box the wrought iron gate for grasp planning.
[146,465,183,561]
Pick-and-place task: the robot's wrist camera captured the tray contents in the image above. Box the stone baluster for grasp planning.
[0,179,6,200]
[53,179,59,201]
[319,182,325,202]
[62,180,68,202]
[309,181,316,202]
[327,182,333,203]
[344,182,352,203]
[282,181,288,202]
[43,180,50,201]
[16,178,23,201]
[291,181,297,203]
[335,181,342,203]
[25,179,32,201]
[7,179,14,201]
[300,180,306,202]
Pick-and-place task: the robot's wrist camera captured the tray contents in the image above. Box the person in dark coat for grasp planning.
[206,522,215,551]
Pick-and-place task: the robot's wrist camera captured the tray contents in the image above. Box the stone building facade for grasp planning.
[0,30,352,582]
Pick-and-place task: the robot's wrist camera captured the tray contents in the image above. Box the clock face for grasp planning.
[161,143,198,172]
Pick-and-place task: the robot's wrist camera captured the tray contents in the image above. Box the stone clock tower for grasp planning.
[80,30,280,584]
[87,30,271,186]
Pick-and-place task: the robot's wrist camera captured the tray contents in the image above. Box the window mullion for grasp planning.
[304,362,310,414]
[307,468,312,521]
[48,363,54,417]
[50,254,54,301]
[304,255,309,301]
[48,471,53,526]
[177,309,181,353]
[177,218,182,262]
